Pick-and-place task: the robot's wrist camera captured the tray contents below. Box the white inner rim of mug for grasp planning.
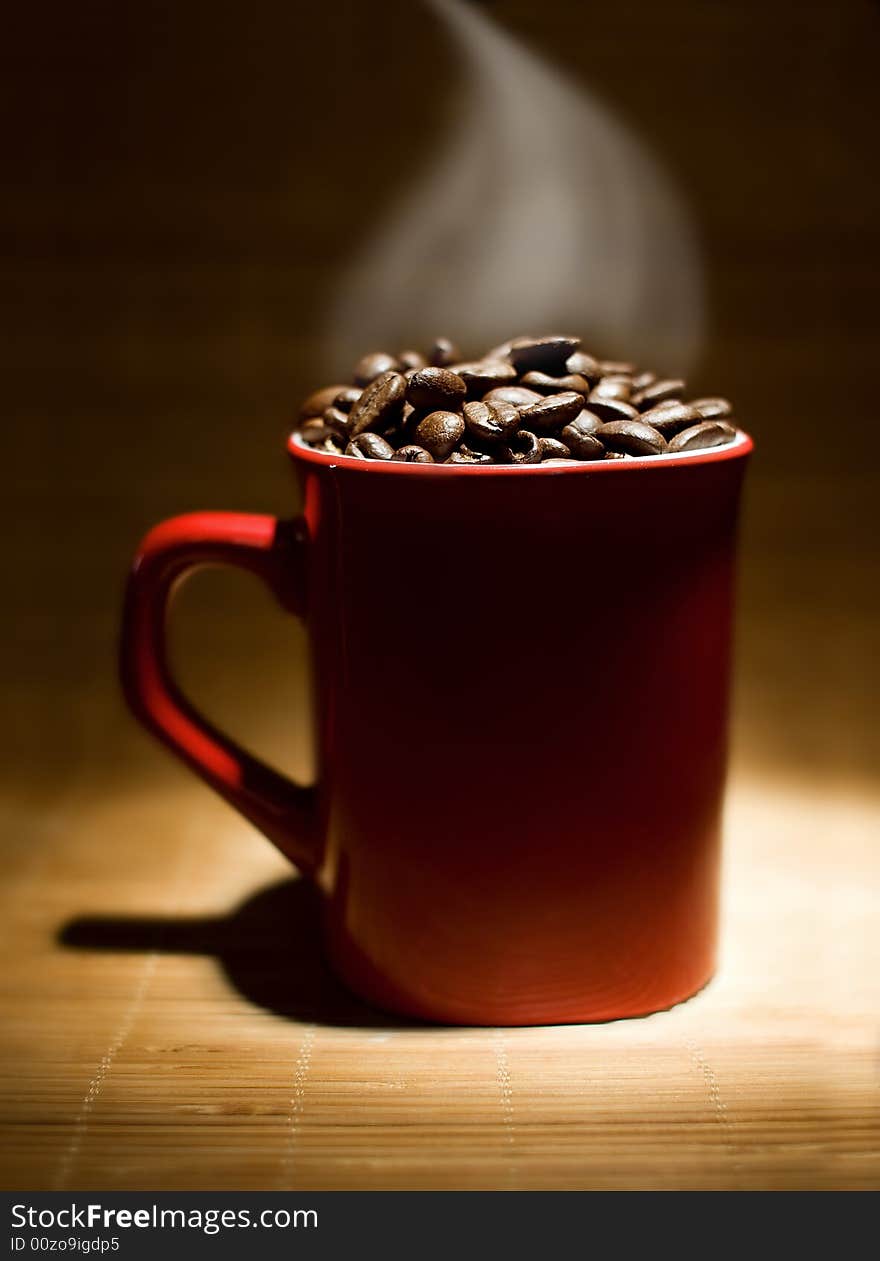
[290,428,750,468]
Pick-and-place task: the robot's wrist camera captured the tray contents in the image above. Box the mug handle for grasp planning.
[120,511,318,874]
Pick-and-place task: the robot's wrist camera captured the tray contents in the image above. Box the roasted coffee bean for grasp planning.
[565,351,601,383]
[537,437,571,461]
[560,417,606,460]
[332,386,362,411]
[300,420,343,451]
[413,410,466,460]
[295,335,739,466]
[691,397,733,420]
[631,378,684,409]
[398,349,427,371]
[595,419,667,456]
[668,420,736,452]
[447,446,494,464]
[393,444,434,463]
[482,386,543,410]
[353,352,400,386]
[406,367,467,413]
[583,397,640,424]
[430,337,459,367]
[300,384,350,419]
[589,375,632,402]
[509,335,580,374]
[348,371,407,436]
[520,371,590,397]
[321,406,351,436]
[568,407,603,432]
[454,360,518,396]
[463,400,520,444]
[345,433,395,460]
[504,429,541,464]
[638,401,702,436]
[519,390,584,431]
[631,371,657,391]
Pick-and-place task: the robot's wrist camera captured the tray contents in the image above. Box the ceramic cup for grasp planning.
[121,431,753,1025]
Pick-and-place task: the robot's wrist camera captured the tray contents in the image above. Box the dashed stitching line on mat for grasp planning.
[276,1024,317,1189]
[492,1029,518,1188]
[685,1035,741,1165]
[52,823,200,1189]
[53,950,161,1189]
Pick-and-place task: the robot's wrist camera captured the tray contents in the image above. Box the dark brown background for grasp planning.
[4,0,878,810]
[1,0,878,1194]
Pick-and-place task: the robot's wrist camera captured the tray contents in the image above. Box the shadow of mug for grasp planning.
[58,879,417,1029]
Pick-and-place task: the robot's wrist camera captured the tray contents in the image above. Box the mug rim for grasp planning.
[288,428,753,474]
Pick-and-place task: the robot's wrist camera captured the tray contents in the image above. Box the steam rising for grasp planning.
[324,0,703,373]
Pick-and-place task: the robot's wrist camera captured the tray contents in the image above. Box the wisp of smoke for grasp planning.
[323,0,703,373]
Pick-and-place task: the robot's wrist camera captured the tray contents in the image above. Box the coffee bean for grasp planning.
[589,375,633,402]
[638,401,701,436]
[332,387,362,411]
[631,371,656,391]
[413,410,466,460]
[346,433,395,460]
[595,419,667,456]
[520,371,590,396]
[463,400,520,444]
[691,397,733,420]
[519,390,584,431]
[509,335,580,374]
[583,397,640,424]
[631,378,685,409]
[300,420,344,452]
[321,406,351,435]
[568,407,603,432]
[348,371,407,436]
[294,334,739,467]
[447,446,494,464]
[393,444,434,463]
[483,386,543,410]
[300,384,350,419]
[565,351,601,383]
[560,417,606,460]
[504,429,541,464]
[537,437,571,461]
[354,352,400,386]
[453,360,518,396]
[668,420,736,452]
[430,337,459,367]
[406,367,467,413]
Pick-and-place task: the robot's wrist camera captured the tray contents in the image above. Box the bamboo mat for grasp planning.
[0,755,876,1191]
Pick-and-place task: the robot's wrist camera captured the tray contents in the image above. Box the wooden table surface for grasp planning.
[1,736,876,1190]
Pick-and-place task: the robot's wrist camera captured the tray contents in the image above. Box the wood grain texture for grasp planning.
[0,748,877,1191]
[1,0,878,1191]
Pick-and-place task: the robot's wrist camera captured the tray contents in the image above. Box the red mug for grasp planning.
[121,431,753,1025]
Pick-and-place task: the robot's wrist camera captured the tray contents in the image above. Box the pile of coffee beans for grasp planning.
[295,335,737,465]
